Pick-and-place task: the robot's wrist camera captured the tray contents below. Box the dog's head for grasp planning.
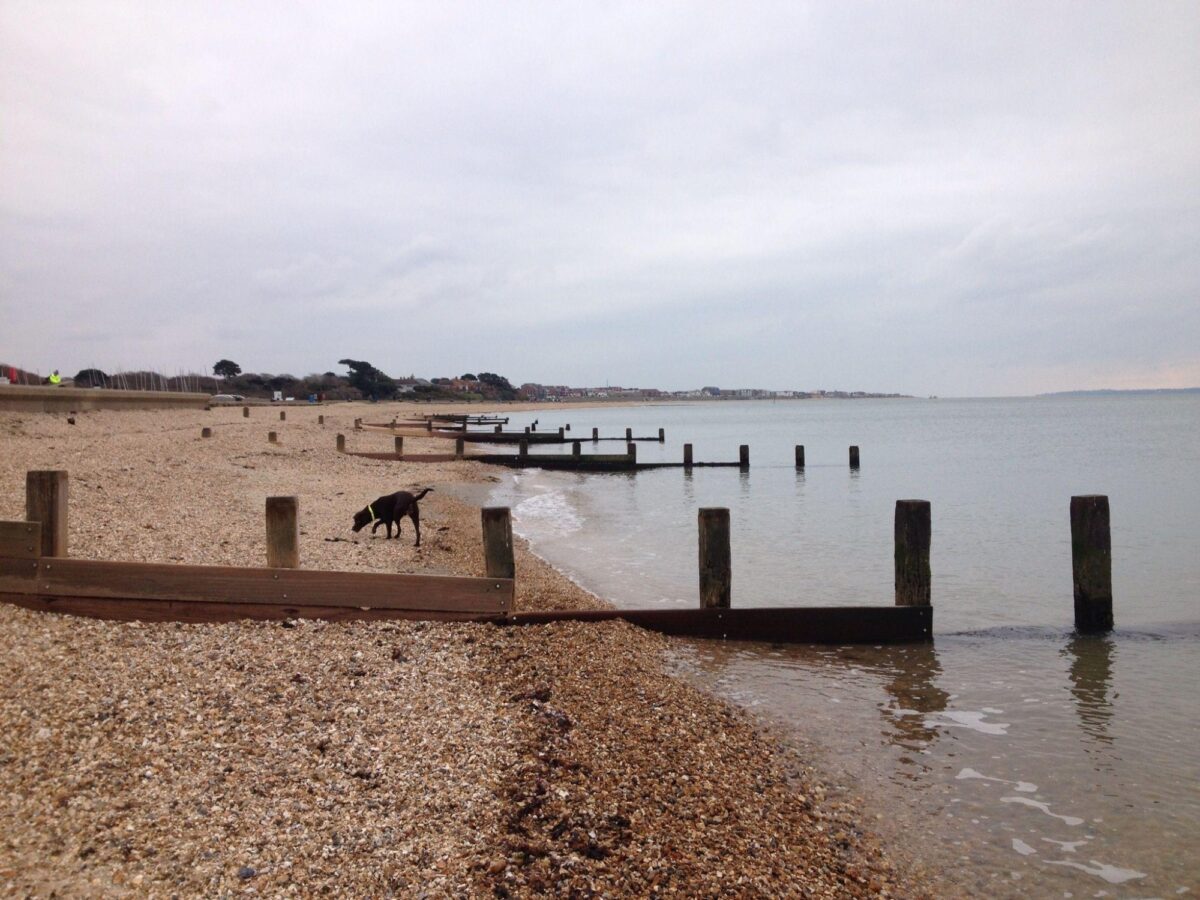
[351,508,373,532]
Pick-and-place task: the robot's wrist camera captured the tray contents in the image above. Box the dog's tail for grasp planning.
[412,487,433,501]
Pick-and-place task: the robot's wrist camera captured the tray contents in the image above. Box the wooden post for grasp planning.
[795,445,805,468]
[698,508,731,609]
[426,420,432,431]
[524,426,530,434]
[572,441,581,457]
[565,424,571,432]
[849,445,860,469]
[243,406,249,418]
[592,427,599,442]
[455,437,465,458]
[658,427,665,442]
[481,507,515,580]
[201,427,212,438]
[395,436,404,456]
[1071,495,1113,632]
[318,414,324,425]
[894,500,931,607]
[279,410,286,421]
[558,427,564,438]
[26,470,68,557]
[265,496,299,569]
[495,424,502,433]
[627,442,637,463]
[739,445,750,470]
[625,427,632,441]
[519,439,528,457]
[336,434,346,452]
[683,443,693,468]
[354,418,362,430]
[268,431,278,444]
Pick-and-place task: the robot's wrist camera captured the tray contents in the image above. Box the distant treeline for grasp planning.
[0,360,519,403]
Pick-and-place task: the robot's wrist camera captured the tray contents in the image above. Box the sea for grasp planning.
[455,396,1200,897]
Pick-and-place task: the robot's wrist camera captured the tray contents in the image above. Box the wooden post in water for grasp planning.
[592,427,599,442]
[265,496,299,569]
[572,441,581,457]
[698,507,731,609]
[26,470,68,557]
[739,445,750,471]
[894,500,931,607]
[849,445,860,469]
[481,507,515,580]
[683,443,693,468]
[394,436,404,456]
[625,427,632,441]
[795,445,805,469]
[243,406,249,418]
[268,431,278,444]
[336,434,346,453]
[658,427,665,442]
[519,439,529,458]
[1071,495,1113,632]
[627,442,637,464]
[279,410,286,421]
[455,437,465,458]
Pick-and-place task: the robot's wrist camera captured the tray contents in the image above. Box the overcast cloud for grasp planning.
[2,1,1198,395]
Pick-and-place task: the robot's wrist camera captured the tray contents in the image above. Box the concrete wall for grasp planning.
[0,385,210,413]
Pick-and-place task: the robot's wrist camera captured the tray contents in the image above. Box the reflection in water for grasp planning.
[1062,634,1116,747]
[879,643,952,752]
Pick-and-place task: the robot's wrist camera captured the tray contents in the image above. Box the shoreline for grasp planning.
[0,403,919,896]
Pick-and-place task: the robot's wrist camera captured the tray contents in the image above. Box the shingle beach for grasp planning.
[0,402,920,897]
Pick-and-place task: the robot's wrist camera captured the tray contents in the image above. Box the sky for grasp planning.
[2,2,1198,396]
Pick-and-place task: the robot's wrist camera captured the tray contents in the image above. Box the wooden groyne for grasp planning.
[1,470,1114,640]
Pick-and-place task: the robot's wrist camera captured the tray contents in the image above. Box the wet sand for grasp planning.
[0,402,921,896]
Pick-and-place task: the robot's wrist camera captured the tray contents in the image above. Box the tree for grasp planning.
[213,359,241,379]
[337,358,397,399]
[460,373,477,381]
[73,368,109,388]
[477,372,518,400]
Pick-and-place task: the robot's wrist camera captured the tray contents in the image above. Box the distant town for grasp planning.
[511,383,910,402]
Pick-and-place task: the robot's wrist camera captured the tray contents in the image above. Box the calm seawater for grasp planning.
[470,397,1200,897]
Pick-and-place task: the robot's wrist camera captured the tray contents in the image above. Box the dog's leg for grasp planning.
[410,502,421,547]
[372,519,383,536]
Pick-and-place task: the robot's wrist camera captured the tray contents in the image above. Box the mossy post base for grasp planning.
[698,508,731,609]
[1071,495,1113,632]
[894,500,931,607]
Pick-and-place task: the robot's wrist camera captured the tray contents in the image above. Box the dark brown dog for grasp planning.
[351,488,432,545]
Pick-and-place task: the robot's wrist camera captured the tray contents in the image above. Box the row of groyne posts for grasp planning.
[213,407,868,469]
[9,472,1113,637]
[694,494,1115,634]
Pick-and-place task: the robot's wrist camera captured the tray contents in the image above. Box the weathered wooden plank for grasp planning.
[26,470,68,557]
[0,521,41,559]
[0,594,508,625]
[510,606,932,643]
[0,557,512,613]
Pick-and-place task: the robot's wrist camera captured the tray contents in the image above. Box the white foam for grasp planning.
[1013,839,1037,856]
[1045,860,1147,885]
[1001,796,1084,826]
[957,767,1037,792]
[1044,838,1090,853]
[514,490,583,534]
[928,710,1011,735]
